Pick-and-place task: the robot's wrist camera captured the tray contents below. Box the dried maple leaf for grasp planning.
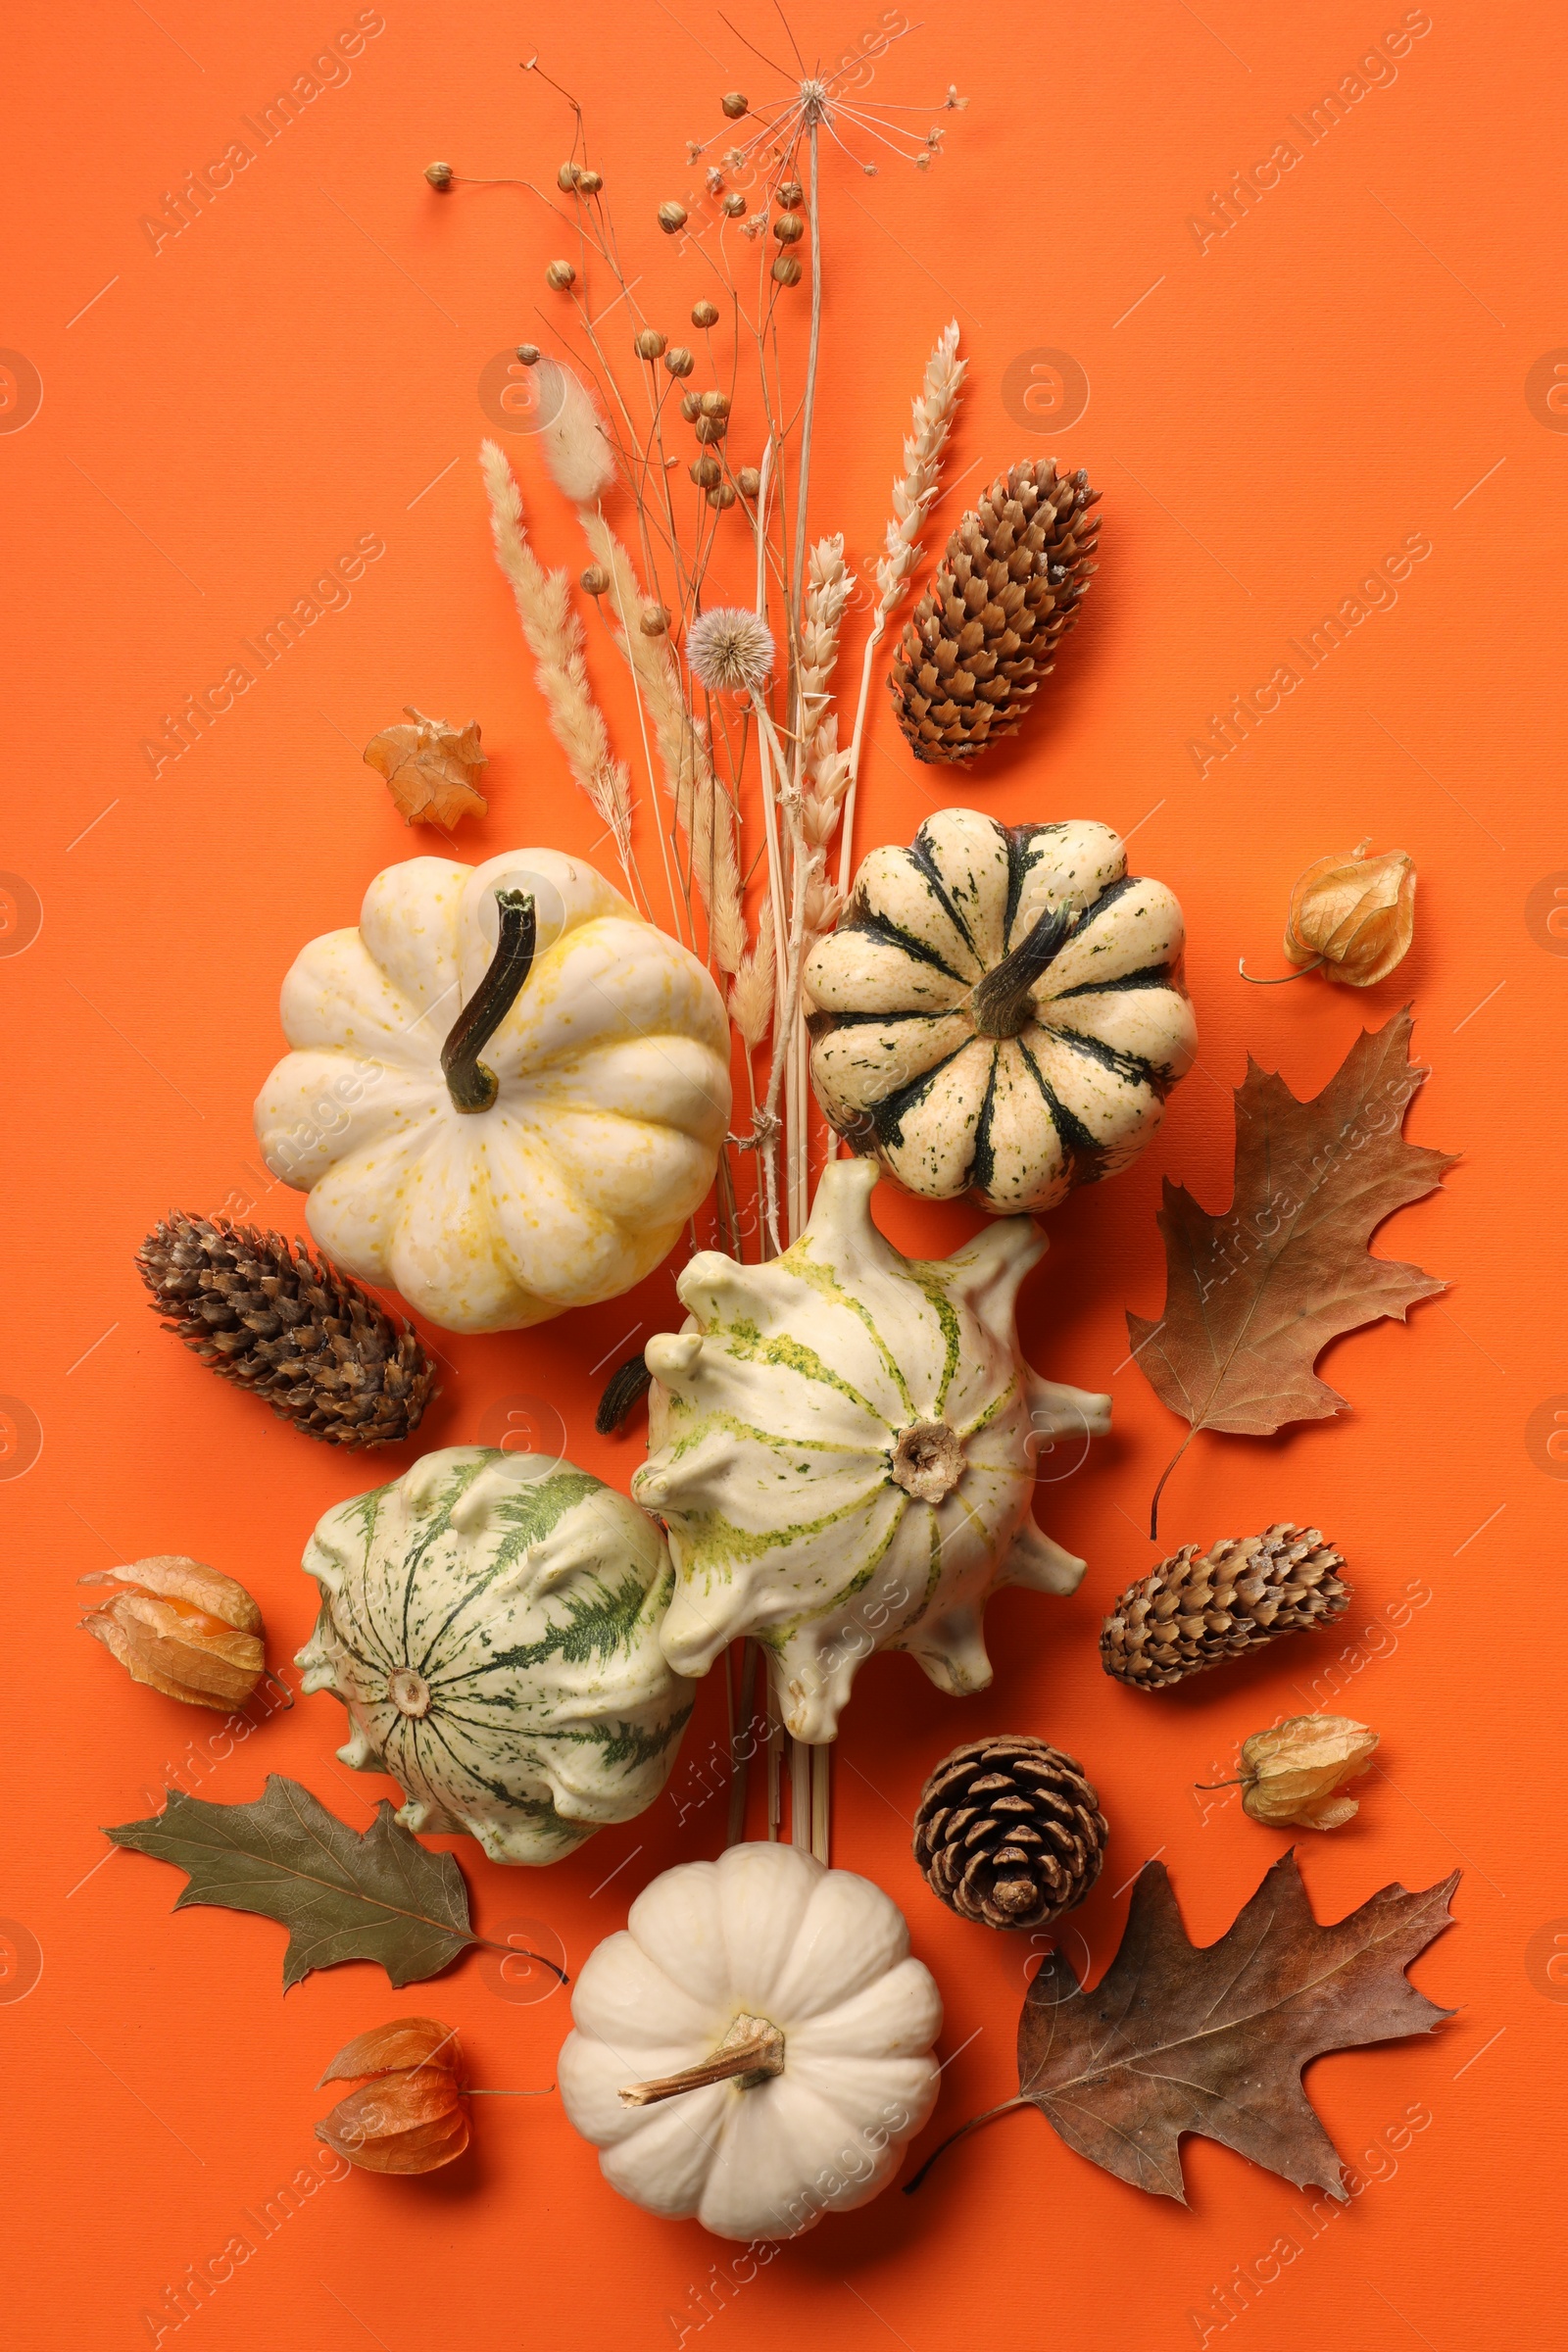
[364,705,488,826]
[1128,1007,1454,1534]
[906,1851,1457,2205]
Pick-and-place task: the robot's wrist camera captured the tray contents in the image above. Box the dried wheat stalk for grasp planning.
[838,319,966,890]
[479,440,633,868]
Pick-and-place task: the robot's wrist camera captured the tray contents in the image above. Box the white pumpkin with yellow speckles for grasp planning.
[633,1159,1109,1741]
[255,850,731,1333]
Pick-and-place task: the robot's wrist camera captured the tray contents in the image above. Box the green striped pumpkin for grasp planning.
[633,1160,1110,1742]
[297,1446,693,1864]
[804,808,1197,1214]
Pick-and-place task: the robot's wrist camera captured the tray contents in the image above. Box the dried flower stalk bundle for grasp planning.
[441,40,968,1269]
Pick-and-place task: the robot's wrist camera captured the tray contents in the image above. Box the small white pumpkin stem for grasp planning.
[441,889,537,1113]
[618,2014,785,2108]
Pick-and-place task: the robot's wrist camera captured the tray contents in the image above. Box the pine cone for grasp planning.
[888,459,1101,764]
[1100,1524,1349,1690]
[912,1735,1107,1932]
[137,1214,436,1448]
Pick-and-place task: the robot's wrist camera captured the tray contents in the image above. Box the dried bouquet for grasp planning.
[439,39,969,1269]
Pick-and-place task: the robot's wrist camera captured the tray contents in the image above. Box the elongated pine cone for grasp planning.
[137,1214,435,1447]
[912,1735,1107,1932]
[888,458,1101,763]
[1100,1523,1349,1690]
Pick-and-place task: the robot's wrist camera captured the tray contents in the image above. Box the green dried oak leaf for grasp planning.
[106,1773,478,1990]
[1129,1006,1455,1536]
[907,1850,1457,2205]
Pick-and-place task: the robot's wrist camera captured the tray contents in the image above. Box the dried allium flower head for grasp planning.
[686,607,775,693]
[1284,840,1417,986]
[79,1556,265,1711]
[315,2019,469,2175]
[1234,1715,1379,1829]
[689,36,959,181]
[533,358,615,504]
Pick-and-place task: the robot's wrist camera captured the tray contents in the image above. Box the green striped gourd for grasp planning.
[632,1160,1110,1741]
[297,1446,693,1864]
[804,808,1197,1214]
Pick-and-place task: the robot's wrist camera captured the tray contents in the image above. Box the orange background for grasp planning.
[3,2,1564,2345]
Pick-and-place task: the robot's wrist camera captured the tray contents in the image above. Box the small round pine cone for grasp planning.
[912,1735,1107,1932]
[1100,1523,1349,1690]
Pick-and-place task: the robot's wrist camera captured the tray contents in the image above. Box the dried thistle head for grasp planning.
[689,39,962,182]
[686,607,775,694]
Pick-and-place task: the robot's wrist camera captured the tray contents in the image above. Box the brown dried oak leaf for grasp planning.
[907,1850,1457,2204]
[1129,1006,1454,1534]
[365,706,488,826]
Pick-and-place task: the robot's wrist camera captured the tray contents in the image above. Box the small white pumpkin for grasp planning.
[805,808,1197,1214]
[296,1446,693,1864]
[633,1158,1109,1741]
[255,848,731,1333]
[558,1841,942,2239]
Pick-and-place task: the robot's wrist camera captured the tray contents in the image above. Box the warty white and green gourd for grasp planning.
[558,1840,942,2239]
[632,1158,1110,1742]
[255,848,731,1333]
[805,808,1196,1214]
[297,1446,693,1864]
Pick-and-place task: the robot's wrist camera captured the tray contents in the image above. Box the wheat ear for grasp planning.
[838,322,966,892]
[479,440,633,869]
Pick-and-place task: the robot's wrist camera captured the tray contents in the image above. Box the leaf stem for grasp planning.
[901,2096,1032,2195]
[1148,1429,1194,1542]
[466,1934,568,1984]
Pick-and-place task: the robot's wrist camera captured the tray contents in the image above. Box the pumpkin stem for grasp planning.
[968,904,1073,1039]
[441,889,537,1114]
[618,2013,785,2107]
